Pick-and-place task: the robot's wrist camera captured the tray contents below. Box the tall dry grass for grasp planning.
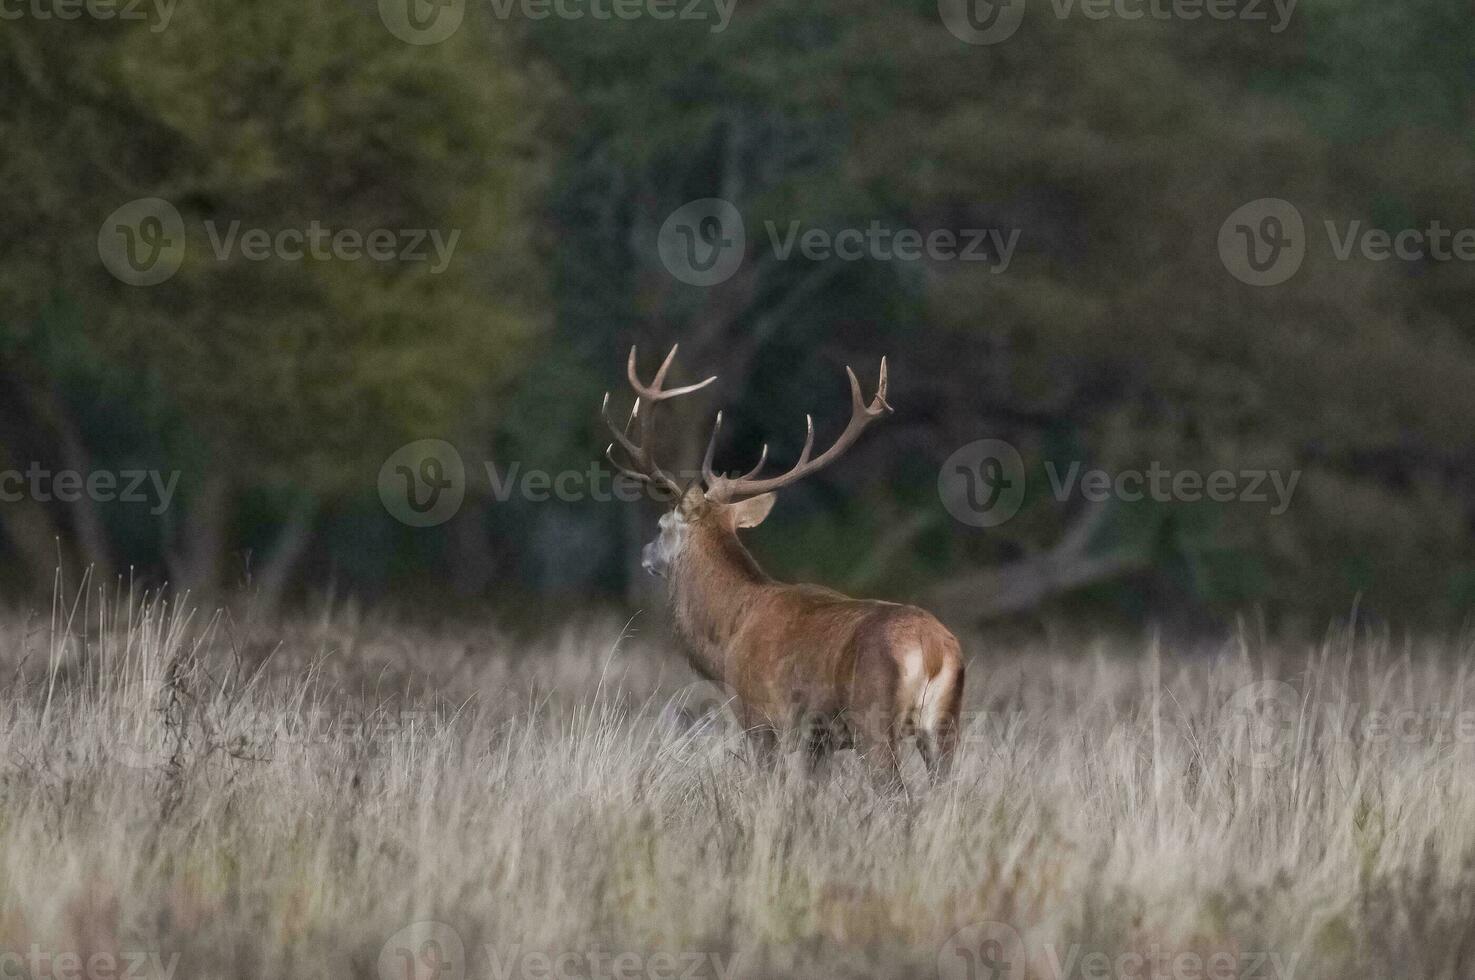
[0,589,1472,979]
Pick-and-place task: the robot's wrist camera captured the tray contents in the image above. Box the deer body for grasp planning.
[605,345,964,782]
[664,499,963,779]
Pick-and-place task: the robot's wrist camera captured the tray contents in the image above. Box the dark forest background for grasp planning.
[2,0,1473,634]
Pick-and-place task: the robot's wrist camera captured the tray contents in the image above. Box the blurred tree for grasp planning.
[0,1,547,609]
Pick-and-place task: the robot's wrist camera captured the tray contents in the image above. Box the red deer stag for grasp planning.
[601,345,964,785]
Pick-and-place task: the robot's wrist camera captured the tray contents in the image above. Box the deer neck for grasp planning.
[669,522,771,680]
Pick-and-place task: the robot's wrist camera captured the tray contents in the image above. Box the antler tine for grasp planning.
[737,443,769,481]
[628,344,718,402]
[797,414,815,466]
[701,411,724,487]
[704,357,893,501]
[629,344,717,447]
[605,443,655,486]
[846,355,890,417]
[603,346,719,497]
[601,392,647,469]
[701,408,771,488]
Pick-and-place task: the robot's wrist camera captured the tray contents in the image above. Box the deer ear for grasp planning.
[729,492,776,529]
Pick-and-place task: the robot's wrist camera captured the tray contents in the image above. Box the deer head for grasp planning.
[602,345,891,578]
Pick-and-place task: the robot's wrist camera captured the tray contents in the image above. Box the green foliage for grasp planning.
[0,2,547,593]
[1,2,546,495]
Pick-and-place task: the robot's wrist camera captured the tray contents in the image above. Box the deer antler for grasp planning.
[702,358,891,502]
[602,344,717,497]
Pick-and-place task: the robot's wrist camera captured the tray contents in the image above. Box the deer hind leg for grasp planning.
[851,683,907,795]
[917,657,964,783]
[802,721,832,778]
[743,726,778,769]
[841,638,912,794]
[851,709,904,795]
[739,704,780,768]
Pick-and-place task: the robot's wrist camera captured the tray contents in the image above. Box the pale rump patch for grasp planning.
[896,645,929,729]
[918,658,959,733]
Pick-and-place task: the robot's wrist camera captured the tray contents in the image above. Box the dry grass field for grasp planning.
[1,589,1473,979]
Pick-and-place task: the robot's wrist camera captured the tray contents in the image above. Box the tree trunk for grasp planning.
[246,495,317,623]
[56,421,114,585]
[165,473,231,607]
